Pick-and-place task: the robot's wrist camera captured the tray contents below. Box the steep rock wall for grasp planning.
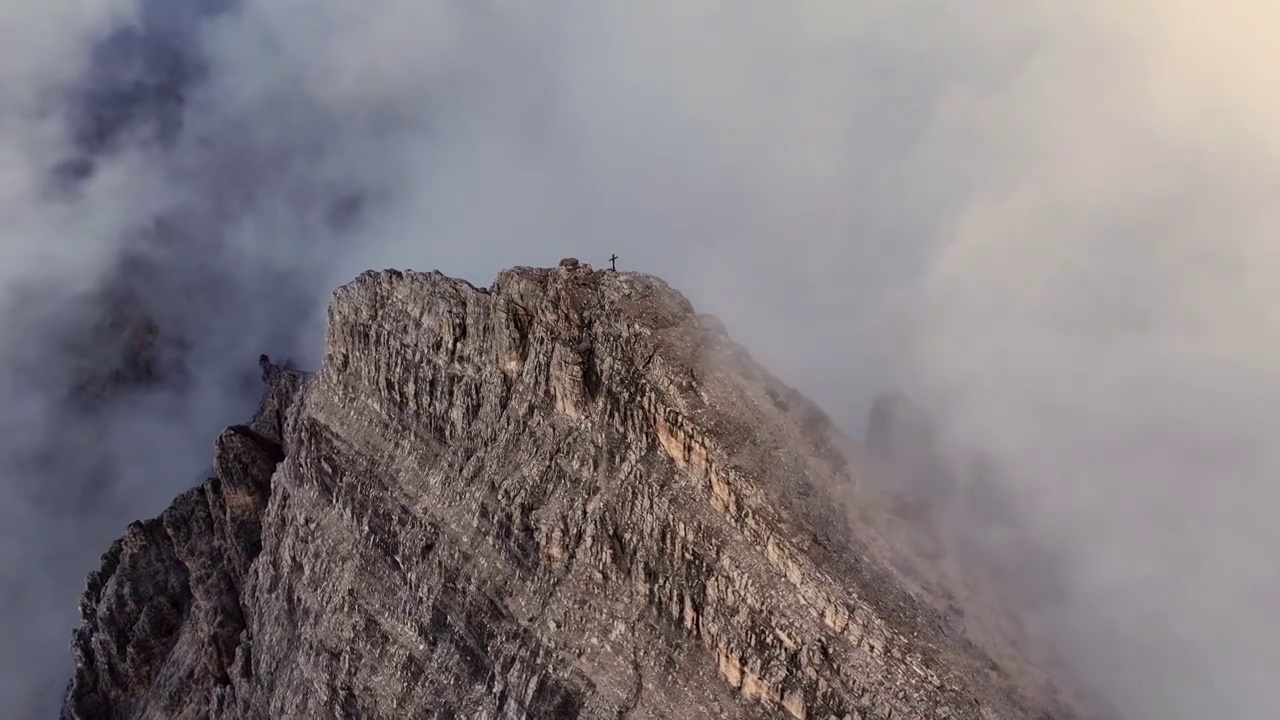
[64,262,1086,719]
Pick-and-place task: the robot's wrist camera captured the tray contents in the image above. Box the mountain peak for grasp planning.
[64,265,1090,719]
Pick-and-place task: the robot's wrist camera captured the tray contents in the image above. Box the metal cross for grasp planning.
[609,254,619,271]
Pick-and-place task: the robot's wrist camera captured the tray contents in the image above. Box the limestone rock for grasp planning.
[64,264,1093,719]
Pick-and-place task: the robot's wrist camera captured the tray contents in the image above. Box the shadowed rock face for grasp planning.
[63,264,1094,719]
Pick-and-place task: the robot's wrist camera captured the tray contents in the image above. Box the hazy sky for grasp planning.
[2,1,1278,717]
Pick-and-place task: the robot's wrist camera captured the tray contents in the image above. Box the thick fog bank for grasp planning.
[2,2,1276,717]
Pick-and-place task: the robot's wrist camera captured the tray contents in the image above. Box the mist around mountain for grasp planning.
[61,264,1099,719]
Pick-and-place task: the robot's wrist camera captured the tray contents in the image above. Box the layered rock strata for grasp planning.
[64,261,1087,719]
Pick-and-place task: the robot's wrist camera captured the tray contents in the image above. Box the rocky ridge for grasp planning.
[63,260,1090,719]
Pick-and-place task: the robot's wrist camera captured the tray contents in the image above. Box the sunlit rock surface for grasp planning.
[64,263,1093,719]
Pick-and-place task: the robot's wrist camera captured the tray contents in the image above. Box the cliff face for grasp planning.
[64,261,1086,719]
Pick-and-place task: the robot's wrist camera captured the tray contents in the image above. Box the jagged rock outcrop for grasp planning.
[64,263,1093,719]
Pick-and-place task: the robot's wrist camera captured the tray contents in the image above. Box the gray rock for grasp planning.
[64,265,1093,719]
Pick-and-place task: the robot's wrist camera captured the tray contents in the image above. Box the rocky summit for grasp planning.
[63,262,1090,719]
